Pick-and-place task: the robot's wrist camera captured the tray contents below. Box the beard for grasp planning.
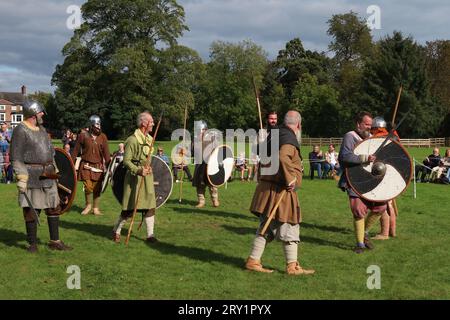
[91,126,101,135]
[295,130,302,145]
[357,128,370,139]
[37,116,44,125]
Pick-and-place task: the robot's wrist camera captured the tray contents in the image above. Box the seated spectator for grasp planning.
[309,145,325,179]
[171,146,192,182]
[235,153,249,181]
[248,153,260,181]
[440,149,450,182]
[323,144,341,179]
[415,147,441,182]
[156,146,170,166]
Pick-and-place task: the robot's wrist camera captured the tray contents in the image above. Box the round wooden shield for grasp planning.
[111,155,173,209]
[54,148,77,214]
[346,137,412,202]
[207,144,234,187]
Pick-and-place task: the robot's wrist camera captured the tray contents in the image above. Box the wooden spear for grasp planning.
[178,105,188,203]
[259,190,287,236]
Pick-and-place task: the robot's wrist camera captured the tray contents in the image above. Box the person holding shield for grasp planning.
[338,111,388,253]
[192,120,219,208]
[112,112,158,244]
[10,100,72,252]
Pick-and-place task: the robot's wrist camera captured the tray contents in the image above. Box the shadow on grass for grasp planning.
[0,228,30,249]
[68,204,87,214]
[59,220,112,239]
[222,225,349,250]
[166,199,198,206]
[171,207,255,222]
[300,235,349,250]
[222,225,255,235]
[301,222,352,235]
[146,240,245,269]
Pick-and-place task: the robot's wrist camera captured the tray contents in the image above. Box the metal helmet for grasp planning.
[194,120,208,132]
[22,100,46,119]
[89,115,101,127]
[372,116,387,129]
[194,120,208,141]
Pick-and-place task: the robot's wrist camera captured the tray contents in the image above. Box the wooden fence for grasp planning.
[301,137,450,148]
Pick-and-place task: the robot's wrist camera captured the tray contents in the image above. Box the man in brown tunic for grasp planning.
[71,115,110,215]
[245,110,315,275]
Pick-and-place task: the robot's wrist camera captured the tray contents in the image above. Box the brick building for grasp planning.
[0,85,26,128]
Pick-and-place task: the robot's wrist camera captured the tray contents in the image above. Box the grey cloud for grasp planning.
[1,0,450,93]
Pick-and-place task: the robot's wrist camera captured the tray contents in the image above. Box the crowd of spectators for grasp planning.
[308,144,341,180]
[415,148,450,184]
[0,122,13,183]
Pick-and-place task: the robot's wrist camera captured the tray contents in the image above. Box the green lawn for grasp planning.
[0,146,449,299]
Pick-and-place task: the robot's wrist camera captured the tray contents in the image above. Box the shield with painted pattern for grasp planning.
[206,144,234,187]
[346,137,412,202]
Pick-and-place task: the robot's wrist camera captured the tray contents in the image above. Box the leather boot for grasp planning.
[81,194,92,215]
[195,194,205,208]
[245,257,273,273]
[210,187,219,207]
[286,261,315,275]
[93,196,103,216]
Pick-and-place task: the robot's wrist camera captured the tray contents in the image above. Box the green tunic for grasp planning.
[121,129,156,211]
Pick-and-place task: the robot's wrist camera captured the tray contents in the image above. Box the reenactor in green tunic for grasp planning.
[112,112,158,244]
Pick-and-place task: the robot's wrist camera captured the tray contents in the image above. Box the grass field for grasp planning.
[0,145,449,300]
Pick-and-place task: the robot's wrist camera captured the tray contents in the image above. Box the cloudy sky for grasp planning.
[1,0,450,93]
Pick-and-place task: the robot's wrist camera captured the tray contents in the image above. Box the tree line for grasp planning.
[32,0,450,139]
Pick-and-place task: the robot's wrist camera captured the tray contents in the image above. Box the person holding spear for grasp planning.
[112,111,160,244]
[245,110,315,276]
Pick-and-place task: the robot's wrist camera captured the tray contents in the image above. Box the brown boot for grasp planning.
[195,194,205,208]
[245,257,273,273]
[81,194,92,215]
[286,261,315,275]
[212,198,220,207]
[48,240,73,251]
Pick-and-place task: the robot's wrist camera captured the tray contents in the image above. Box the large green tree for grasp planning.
[275,38,332,102]
[291,74,345,137]
[327,11,375,129]
[52,0,193,139]
[196,40,268,130]
[361,31,445,137]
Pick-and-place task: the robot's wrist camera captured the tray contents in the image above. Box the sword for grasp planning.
[21,192,40,226]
